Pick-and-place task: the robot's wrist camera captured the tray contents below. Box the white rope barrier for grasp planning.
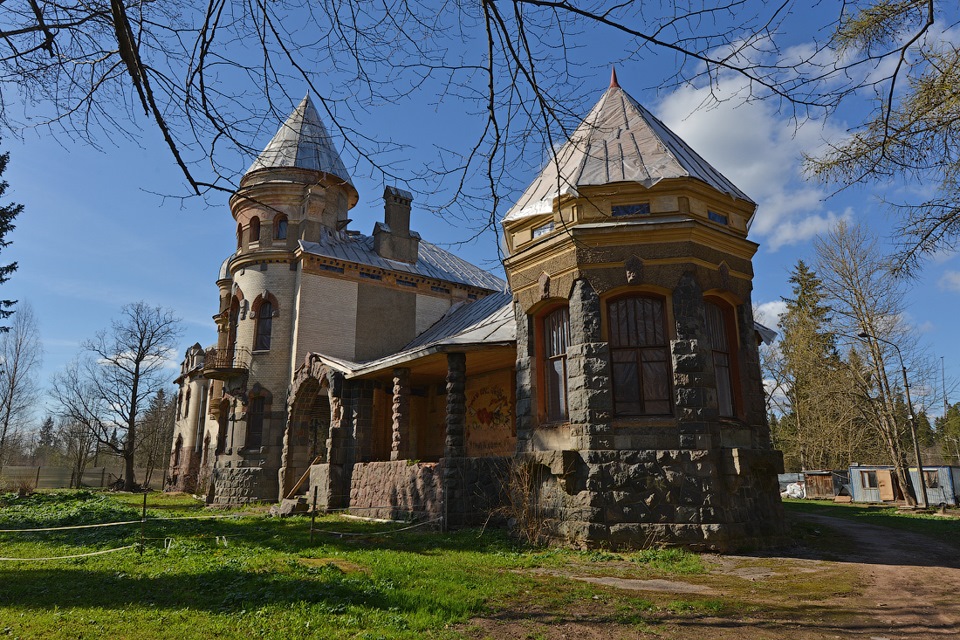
[0,544,138,562]
[0,520,141,533]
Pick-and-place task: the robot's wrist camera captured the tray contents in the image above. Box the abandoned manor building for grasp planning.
[168,73,786,549]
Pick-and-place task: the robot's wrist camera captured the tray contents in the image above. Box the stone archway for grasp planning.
[279,355,343,501]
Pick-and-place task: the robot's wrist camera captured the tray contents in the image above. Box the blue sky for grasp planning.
[3,6,960,421]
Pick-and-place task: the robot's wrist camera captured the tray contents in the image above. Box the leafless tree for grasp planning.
[2,1,956,252]
[55,417,97,487]
[814,221,940,504]
[136,388,176,488]
[0,302,41,467]
[52,302,182,491]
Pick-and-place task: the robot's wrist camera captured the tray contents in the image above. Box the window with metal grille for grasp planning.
[607,296,671,415]
[704,300,736,417]
[543,307,569,421]
[612,203,650,217]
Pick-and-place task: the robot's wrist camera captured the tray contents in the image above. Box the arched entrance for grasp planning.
[280,356,341,501]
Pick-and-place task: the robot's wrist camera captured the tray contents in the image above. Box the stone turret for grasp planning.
[231,94,359,249]
[501,73,784,550]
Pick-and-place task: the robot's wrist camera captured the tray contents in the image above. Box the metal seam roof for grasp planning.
[300,231,506,291]
[247,95,354,185]
[502,84,754,223]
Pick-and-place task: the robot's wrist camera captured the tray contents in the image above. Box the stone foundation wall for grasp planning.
[211,465,278,506]
[531,447,785,551]
[444,457,511,526]
[349,460,443,521]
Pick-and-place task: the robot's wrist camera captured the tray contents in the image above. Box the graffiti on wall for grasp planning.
[465,369,516,457]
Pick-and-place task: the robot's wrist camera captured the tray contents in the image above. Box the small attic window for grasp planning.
[612,203,650,217]
[532,221,554,238]
[708,211,729,225]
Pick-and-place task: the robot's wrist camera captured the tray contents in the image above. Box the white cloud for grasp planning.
[939,270,960,292]
[754,300,787,331]
[655,79,852,250]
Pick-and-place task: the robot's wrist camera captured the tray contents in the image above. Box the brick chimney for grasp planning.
[373,186,420,263]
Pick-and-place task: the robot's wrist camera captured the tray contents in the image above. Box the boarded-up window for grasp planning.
[543,307,569,421]
[246,396,265,449]
[608,296,671,415]
[704,300,736,417]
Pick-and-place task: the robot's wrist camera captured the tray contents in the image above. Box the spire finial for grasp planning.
[609,66,620,89]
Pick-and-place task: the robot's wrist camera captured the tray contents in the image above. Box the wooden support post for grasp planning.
[310,486,318,544]
[139,492,147,558]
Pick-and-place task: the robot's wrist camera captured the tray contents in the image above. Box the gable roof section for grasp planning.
[300,232,506,292]
[247,95,354,186]
[403,291,515,350]
[502,84,753,222]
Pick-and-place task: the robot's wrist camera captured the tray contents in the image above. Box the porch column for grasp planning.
[442,352,467,529]
[444,353,467,458]
[390,367,411,461]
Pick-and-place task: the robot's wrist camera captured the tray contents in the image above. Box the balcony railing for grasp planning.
[202,347,251,380]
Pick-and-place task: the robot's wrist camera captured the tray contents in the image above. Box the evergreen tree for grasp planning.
[34,416,55,464]
[0,148,20,327]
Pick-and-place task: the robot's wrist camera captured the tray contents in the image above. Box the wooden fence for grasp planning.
[0,465,166,490]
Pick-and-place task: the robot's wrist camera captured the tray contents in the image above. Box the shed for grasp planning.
[802,470,848,499]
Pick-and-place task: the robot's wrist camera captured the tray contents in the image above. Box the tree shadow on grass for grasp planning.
[0,562,456,619]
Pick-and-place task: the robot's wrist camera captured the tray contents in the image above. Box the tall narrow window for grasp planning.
[608,296,671,415]
[543,307,569,421]
[249,217,261,245]
[255,301,273,351]
[236,223,242,249]
[275,215,288,240]
[173,435,183,467]
[246,396,264,449]
[704,300,737,418]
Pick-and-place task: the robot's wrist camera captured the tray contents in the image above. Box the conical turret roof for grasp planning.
[502,79,753,222]
[247,95,354,185]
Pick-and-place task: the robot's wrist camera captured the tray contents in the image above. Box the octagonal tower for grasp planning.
[502,72,785,549]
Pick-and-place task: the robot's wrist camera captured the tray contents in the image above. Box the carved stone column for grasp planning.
[390,367,411,461]
[442,352,467,528]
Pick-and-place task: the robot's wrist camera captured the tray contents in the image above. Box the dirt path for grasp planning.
[796,513,960,638]
[461,513,960,639]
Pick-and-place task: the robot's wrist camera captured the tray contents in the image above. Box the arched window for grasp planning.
[542,306,569,421]
[236,223,242,249]
[173,435,183,467]
[183,389,191,419]
[275,215,288,240]
[704,299,738,418]
[249,217,261,245]
[254,301,273,351]
[607,295,672,416]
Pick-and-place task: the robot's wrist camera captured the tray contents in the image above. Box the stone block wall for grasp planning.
[531,447,785,551]
[210,465,278,506]
[348,460,443,521]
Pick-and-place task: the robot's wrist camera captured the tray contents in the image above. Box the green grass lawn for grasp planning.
[0,491,708,639]
[782,498,960,550]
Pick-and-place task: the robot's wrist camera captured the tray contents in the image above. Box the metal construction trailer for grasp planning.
[849,464,959,505]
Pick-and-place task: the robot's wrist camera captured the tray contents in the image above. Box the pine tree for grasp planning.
[0,148,21,327]
[34,416,55,464]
